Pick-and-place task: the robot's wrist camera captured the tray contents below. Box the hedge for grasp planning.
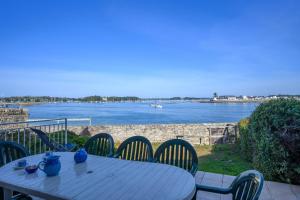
[238,98,300,184]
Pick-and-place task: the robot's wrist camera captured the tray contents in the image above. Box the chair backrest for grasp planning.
[84,133,114,157]
[154,139,198,176]
[30,128,66,151]
[115,136,153,162]
[230,170,264,200]
[0,141,29,166]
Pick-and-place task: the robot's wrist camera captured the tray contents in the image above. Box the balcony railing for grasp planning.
[0,118,68,155]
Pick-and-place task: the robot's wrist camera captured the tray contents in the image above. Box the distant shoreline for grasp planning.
[192,100,263,103]
[0,100,263,107]
[1,95,298,106]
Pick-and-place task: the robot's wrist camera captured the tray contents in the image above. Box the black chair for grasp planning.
[154,139,198,176]
[84,133,114,157]
[196,170,264,200]
[0,141,31,200]
[114,136,154,162]
[30,128,76,152]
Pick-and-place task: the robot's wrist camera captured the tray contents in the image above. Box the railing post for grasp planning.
[234,125,238,143]
[208,127,211,145]
[64,118,68,145]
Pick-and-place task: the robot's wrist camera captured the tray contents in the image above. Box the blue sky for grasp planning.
[0,0,299,98]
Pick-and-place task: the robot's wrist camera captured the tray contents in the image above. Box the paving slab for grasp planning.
[202,172,223,182]
[259,184,273,200]
[195,171,205,184]
[197,190,221,200]
[222,175,235,182]
[290,184,300,199]
[195,171,300,200]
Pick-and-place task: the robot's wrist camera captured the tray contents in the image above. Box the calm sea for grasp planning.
[25,102,258,125]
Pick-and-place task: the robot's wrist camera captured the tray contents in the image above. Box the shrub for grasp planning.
[67,131,89,148]
[237,118,253,162]
[248,98,300,184]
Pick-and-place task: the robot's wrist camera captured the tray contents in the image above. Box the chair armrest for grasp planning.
[196,184,231,194]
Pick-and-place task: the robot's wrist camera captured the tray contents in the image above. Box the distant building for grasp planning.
[218,96,237,101]
[269,95,278,99]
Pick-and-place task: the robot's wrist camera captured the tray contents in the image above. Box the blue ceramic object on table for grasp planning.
[38,155,61,176]
[74,148,88,163]
[45,151,53,157]
[43,151,53,161]
[14,159,27,170]
[25,165,38,174]
[17,159,27,167]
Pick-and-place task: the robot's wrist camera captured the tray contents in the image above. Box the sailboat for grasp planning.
[150,101,163,108]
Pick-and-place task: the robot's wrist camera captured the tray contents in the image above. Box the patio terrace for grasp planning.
[0,118,299,200]
[195,171,300,200]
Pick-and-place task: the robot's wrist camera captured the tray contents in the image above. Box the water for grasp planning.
[25,102,259,125]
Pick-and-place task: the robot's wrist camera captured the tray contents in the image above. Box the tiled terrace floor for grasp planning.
[195,171,300,200]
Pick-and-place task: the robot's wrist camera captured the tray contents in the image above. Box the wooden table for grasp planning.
[0,152,195,200]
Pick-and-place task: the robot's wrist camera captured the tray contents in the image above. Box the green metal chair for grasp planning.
[114,136,154,162]
[0,141,29,166]
[84,133,114,157]
[196,170,264,200]
[154,139,198,176]
[0,141,32,200]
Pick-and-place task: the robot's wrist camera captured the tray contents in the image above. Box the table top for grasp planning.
[0,152,195,200]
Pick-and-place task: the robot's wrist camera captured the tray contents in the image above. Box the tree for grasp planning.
[213,92,218,98]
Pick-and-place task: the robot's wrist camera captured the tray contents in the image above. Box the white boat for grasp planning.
[150,103,163,108]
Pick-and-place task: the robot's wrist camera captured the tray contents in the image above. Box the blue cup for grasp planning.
[17,159,27,167]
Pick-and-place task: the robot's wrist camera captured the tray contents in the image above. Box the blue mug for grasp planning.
[17,159,27,167]
[38,155,61,176]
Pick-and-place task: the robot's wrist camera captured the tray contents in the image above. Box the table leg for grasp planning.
[3,188,13,200]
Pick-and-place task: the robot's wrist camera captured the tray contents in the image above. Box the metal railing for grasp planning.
[0,118,68,155]
[26,118,92,126]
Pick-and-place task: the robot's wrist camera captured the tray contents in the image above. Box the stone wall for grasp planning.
[0,108,28,128]
[68,123,238,145]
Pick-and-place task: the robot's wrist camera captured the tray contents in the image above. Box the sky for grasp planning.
[0,0,300,98]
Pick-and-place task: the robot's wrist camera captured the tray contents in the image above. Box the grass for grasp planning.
[194,144,252,176]
[153,143,252,176]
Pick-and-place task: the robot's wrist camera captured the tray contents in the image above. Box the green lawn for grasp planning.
[195,144,252,176]
[152,143,252,176]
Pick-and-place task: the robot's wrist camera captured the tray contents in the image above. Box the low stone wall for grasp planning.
[68,123,238,145]
[0,108,28,129]
[0,108,28,122]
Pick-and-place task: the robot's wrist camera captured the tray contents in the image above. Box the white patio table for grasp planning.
[0,152,195,200]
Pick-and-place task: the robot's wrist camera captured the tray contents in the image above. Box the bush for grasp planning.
[247,98,300,184]
[67,131,89,148]
[237,118,253,162]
